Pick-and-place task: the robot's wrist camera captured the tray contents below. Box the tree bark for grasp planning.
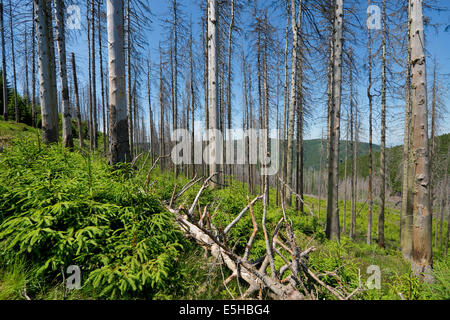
[0,1,8,121]
[35,0,59,144]
[326,0,343,242]
[107,0,130,165]
[54,0,74,149]
[9,0,18,122]
[71,53,84,148]
[98,1,107,154]
[378,0,387,248]
[401,2,413,261]
[207,0,219,188]
[285,0,301,206]
[409,0,433,283]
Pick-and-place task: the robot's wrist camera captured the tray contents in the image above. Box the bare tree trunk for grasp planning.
[409,0,433,283]
[87,1,93,151]
[98,1,106,155]
[71,53,84,148]
[189,28,195,178]
[0,2,8,121]
[31,1,36,128]
[378,0,387,248]
[159,44,165,172]
[401,2,413,261]
[226,0,234,184]
[326,0,343,242]
[107,0,130,165]
[202,11,208,177]
[430,60,437,251]
[343,111,349,234]
[24,25,29,104]
[91,0,98,150]
[35,0,59,144]
[147,59,154,163]
[285,0,301,205]
[439,146,449,251]
[367,0,374,245]
[283,0,289,199]
[172,0,179,178]
[318,130,324,220]
[207,0,219,188]
[9,0,18,122]
[125,0,133,157]
[54,0,73,149]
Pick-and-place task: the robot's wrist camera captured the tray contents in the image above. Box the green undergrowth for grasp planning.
[0,120,448,300]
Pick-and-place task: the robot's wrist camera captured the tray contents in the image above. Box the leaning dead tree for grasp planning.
[163,172,361,300]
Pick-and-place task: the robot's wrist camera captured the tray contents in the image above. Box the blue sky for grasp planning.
[23,0,450,147]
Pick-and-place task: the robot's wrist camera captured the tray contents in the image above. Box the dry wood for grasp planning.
[163,173,360,300]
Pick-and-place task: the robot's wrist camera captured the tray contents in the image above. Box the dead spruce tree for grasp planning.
[54,0,74,149]
[0,1,7,121]
[409,0,433,283]
[107,0,131,164]
[326,0,344,242]
[34,0,59,144]
[207,0,219,189]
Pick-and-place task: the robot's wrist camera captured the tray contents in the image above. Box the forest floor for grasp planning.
[0,120,448,300]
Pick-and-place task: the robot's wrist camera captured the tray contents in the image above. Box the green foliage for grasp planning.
[0,121,448,300]
[0,137,187,299]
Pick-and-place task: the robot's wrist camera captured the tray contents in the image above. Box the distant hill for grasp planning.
[302,139,379,170]
[271,138,379,171]
[338,133,450,193]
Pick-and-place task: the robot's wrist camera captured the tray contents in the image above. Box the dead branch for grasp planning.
[164,173,356,300]
[224,195,263,234]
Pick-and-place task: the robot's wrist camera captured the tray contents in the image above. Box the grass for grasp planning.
[0,119,448,300]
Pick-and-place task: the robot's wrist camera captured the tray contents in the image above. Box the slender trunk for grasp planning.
[126,0,133,157]
[189,29,195,178]
[0,2,8,121]
[207,0,219,188]
[378,0,387,248]
[9,0,18,122]
[430,60,437,250]
[172,0,179,177]
[283,0,289,198]
[318,130,324,220]
[24,26,29,103]
[367,0,374,244]
[71,53,84,148]
[98,1,106,154]
[326,0,343,242]
[159,44,165,171]
[285,0,301,205]
[401,2,413,261]
[87,0,93,151]
[343,111,349,234]
[31,2,36,128]
[147,59,154,163]
[54,0,73,149]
